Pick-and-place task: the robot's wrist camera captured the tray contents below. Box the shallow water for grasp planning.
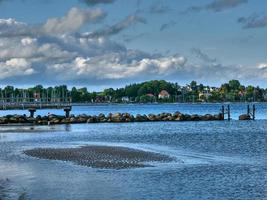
[0,104,267,200]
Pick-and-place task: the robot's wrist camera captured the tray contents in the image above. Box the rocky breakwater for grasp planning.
[239,114,251,120]
[0,112,225,125]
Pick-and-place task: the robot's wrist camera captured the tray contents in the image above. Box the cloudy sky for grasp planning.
[0,0,267,89]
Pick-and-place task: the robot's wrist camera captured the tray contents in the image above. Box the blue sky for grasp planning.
[0,0,267,89]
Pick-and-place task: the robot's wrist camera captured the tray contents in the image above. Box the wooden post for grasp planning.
[28,108,36,118]
[247,105,250,116]
[64,106,72,118]
[227,105,230,121]
[252,104,256,120]
[221,105,225,120]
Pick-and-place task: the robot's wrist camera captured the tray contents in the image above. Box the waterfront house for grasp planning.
[199,91,212,101]
[158,90,170,99]
[121,96,130,102]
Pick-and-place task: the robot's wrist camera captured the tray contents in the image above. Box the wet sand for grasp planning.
[24,146,175,169]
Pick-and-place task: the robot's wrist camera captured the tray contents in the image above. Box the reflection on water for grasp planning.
[0,125,70,134]
[0,104,267,199]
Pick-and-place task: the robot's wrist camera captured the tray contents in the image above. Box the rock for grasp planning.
[239,114,251,120]
[70,117,77,123]
[213,114,224,120]
[111,113,122,122]
[77,114,89,119]
[8,115,27,123]
[191,114,200,121]
[175,113,185,121]
[87,117,95,123]
[98,113,105,119]
[148,114,157,121]
[166,115,173,121]
[173,111,181,118]
[27,117,36,123]
[61,118,70,124]
[184,114,192,121]
[50,118,61,124]
[135,114,145,122]
[76,117,87,123]
[201,114,214,121]
[0,117,8,124]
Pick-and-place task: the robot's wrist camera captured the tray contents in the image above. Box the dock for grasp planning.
[0,97,72,118]
[0,97,71,110]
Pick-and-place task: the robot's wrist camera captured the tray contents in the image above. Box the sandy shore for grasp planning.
[24,146,175,169]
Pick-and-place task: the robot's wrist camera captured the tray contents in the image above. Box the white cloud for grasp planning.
[0,58,34,80]
[47,54,187,81]
[42,7,106,35]
[0,18,34,37]
[0,7,265,85]
[21,37,37,46]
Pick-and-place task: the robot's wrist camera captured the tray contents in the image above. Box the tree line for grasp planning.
[0,80,266,103]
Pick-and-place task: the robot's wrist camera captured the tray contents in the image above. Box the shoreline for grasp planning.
[43,102,265,106]
[24,145,175,169]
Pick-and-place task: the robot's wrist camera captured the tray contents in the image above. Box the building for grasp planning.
[33,92,40,102]
[158,90,170,99]
[121,96,130,102]
[198,92,212,101]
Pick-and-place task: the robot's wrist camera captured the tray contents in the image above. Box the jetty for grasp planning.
[0,103,258,125]
[0,97,72,118]
[0,97,71,110]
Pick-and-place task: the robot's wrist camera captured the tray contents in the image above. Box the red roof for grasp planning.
[159,90,170,96]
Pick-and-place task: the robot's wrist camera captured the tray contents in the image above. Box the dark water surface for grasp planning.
[0,104,267,200]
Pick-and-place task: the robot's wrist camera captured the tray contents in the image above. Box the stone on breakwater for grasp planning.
[239,114,251,120]
[110,113,123,122]
[201,114,214,121]
[135,114,147,122]
[148,114,157,121]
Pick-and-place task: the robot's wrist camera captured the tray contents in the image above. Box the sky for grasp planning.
[0,0,267,89]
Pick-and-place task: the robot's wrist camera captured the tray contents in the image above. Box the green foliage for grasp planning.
[0,79,266,103]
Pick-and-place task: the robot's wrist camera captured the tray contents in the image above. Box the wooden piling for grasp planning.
[252,104,256,120]
[64,107,72,118]
[227,105,231,121]
[221,104,230,121]
[28,108,36,118]
[221,105,225,120]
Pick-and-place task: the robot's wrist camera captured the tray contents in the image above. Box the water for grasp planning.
[1,102,267,119]
[0,104,267,200]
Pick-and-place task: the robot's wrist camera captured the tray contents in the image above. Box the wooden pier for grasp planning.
[0,97,72,118]
[0,97,71,110]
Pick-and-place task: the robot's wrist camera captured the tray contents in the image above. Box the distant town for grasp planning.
[0,80,266,104]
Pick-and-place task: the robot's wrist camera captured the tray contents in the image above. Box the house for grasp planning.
[121,96,130,102]
[33,92,40,102]
[158,90,170,99]
[199,91,212,101]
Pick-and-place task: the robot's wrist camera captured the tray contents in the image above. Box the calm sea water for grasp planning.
[0,104,267,200]
[1,102,267,119]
